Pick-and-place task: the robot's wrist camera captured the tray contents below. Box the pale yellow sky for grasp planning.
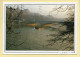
[23,5,74,18]
[6,4,74,19]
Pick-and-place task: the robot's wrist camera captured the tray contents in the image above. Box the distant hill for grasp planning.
[20,9,65,22]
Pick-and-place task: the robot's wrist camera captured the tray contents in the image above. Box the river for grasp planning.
[6,25,74,51]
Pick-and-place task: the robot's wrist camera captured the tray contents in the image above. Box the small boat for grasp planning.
[35,26,44,30]
[35,26,39,29]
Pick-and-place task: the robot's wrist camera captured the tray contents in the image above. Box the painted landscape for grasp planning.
[6,4,74,51]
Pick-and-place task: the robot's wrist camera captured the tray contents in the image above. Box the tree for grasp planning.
[6,5,23,33]
[49,5,74,21]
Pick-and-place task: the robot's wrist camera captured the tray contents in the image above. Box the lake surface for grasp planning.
[6,24,74,51]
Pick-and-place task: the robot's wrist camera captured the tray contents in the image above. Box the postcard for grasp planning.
[3,2,77,54]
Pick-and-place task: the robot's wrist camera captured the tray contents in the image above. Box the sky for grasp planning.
[6,4,74,19]
[22,5,74,19]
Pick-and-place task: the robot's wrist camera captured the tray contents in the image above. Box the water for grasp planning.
[6,24,74,51]
[6,27,54,50]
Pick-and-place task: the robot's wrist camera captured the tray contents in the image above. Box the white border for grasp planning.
[3,2,77,54]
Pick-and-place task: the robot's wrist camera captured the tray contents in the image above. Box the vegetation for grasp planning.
[6,5,74,50]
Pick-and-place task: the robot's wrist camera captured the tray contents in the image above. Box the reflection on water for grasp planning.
[6,27,52,50]
[6,22,74,51]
